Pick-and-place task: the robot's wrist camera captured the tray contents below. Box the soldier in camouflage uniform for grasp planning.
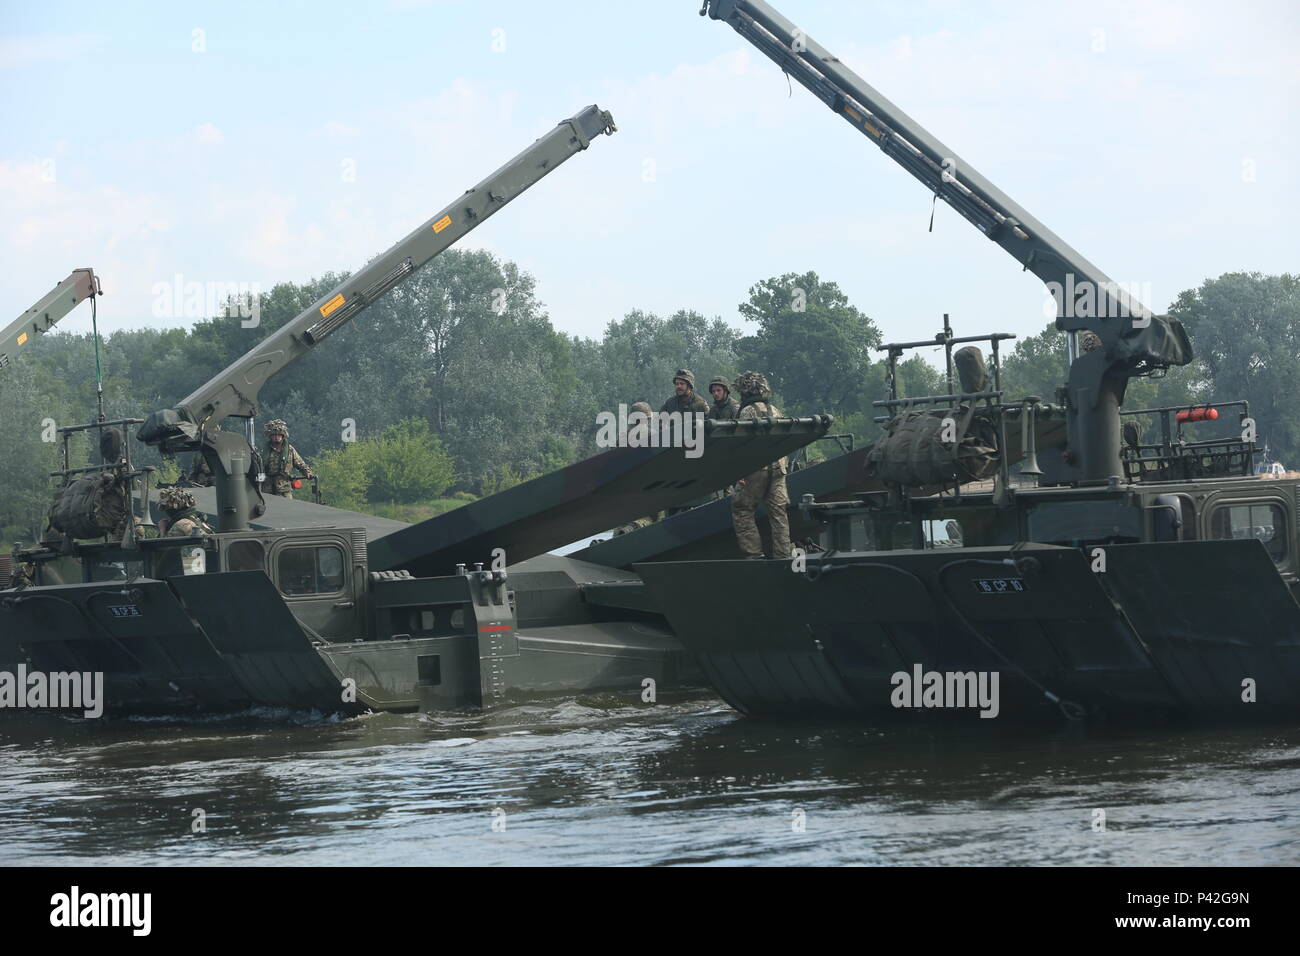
[707,376,739,420]
[730,371,791,560]
[660,369,709,416]
[159,487,216,537]
[262,419,313,499]
[660,372,710,517]
[6,546,35,589]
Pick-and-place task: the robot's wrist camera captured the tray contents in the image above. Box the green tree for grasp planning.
[1169,272,1300,463]
[1000,324,1070,402]
[312,442,373,510]
[363,419,455,503]
[736,271,881,415]
[573,309,740,413]
[0,363,68,542]
[479,463,526,496]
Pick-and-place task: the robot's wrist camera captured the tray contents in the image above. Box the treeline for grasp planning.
[1,250,1294,541]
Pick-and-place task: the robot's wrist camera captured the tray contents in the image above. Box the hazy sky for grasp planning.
[3,0,1297,356]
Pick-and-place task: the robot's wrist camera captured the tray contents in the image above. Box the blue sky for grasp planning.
[2,0,1297,356]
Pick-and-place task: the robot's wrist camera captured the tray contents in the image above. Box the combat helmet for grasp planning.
[630,402,653,416]
[708,376,731,394]
[672,369,696,389]
[734,370,771,399]
[265,419,289,438]
[159,486,196,512]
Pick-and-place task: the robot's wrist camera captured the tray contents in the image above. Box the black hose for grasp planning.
[936,557,1086,721]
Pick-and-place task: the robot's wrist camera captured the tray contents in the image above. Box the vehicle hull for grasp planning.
[636,540,1300,723]
[0,563,698,717]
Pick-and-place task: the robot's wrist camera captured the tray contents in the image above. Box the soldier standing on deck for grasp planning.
[262,419,313,499]
[706,377,739,420]
[730,371,791,560]
[660,369,709,416]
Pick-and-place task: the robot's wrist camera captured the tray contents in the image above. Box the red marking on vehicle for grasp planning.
[479,624,512,632]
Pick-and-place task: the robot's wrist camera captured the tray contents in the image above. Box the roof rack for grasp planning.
[1119,400,1254,482]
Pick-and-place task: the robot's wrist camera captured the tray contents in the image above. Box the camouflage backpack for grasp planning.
[49,473,129,540]
[868,404,999,487]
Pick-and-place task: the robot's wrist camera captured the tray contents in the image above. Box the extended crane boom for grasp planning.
[140,104,617,529]
[701,0,1141,327]
[701,0,1191,482]
[1,268,100,375]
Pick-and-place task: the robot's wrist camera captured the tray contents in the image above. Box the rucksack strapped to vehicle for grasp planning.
[868,402,999,487]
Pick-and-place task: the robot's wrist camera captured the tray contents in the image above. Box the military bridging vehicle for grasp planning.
[0,105,831,716]
[627,1,1300,724]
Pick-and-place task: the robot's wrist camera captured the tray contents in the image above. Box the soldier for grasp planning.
[8,563,33,589]
[158,487,216,537]
[707,376,739,420]
[263,419,313,499]
[6,546,35,589]
[660,369,709,416]
[627,400,655,438]
[730,371,791,560]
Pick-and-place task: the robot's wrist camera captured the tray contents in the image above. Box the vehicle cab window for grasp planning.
[150,541,216,579]
[227,540,267,573]
[1210,501,1287,563]
[277,545,346,596]
[87,555,145,582]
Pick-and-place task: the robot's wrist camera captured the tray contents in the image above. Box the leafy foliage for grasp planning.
[3,258,1294,545]
[311,442,372,511]
[364,419,456,503]
[736,271,881,414]
[1168,272,1299,457]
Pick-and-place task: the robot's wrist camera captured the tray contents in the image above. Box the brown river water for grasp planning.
[1,694,1297,866]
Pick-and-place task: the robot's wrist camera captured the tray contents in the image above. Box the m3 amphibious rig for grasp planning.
[631,1,1300,724]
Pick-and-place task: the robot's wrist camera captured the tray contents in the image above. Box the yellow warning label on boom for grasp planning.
[320,294,345,318]
[433,215,452,234]
[16,332,28,346]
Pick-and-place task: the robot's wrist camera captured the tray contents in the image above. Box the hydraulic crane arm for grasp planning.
[139,104,616,531]
[142,104,617,452]
[702,0,1193,483]
[1,268,100,374]
[700,1,1178,344]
